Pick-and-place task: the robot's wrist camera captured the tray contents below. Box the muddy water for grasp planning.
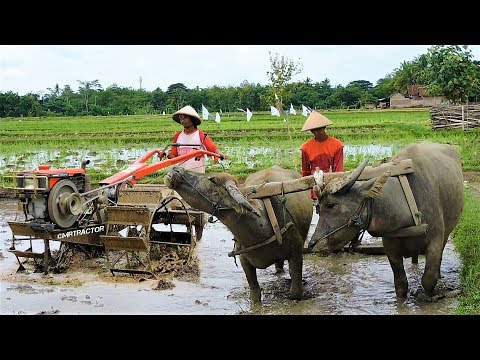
[0,199,460,315]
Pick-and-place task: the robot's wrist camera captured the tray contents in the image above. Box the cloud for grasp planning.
[1,45,479,96]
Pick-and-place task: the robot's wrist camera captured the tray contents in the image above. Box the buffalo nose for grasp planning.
[307,239,318,250]
[164,174,172,188]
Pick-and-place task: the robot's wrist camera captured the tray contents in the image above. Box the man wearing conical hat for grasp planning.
[167,105,226,174]
[300,110,344,208]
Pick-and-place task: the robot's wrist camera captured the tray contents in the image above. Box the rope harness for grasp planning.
[315,173,427,249]
[171,168,232,222]
[316,196,375,250]
[172,169,296,266]
[228,185,297,266]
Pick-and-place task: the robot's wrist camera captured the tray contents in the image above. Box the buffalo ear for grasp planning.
[364,171,391,198]
[208,176,219,184]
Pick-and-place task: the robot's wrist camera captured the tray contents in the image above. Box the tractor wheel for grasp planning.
[47,179,80,229]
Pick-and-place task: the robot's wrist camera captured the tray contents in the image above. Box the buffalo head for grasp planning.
[308,159,390,255]
[164,166,260,217]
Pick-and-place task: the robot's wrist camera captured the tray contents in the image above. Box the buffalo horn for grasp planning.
[225,180,261,216]
[337,158,369,194]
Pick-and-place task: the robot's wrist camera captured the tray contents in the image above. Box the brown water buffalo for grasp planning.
[308,141,464,298]
[164,166,313,304]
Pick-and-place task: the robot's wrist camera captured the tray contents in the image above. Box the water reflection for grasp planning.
[0,144,396,175]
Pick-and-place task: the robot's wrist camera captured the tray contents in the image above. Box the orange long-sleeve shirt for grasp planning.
[301,136,344,199]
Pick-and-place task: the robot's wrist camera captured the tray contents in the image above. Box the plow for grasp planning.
[3,146,222,277]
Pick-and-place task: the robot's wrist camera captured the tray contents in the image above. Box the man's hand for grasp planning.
[212,152,227,163]
[215,151,227,160]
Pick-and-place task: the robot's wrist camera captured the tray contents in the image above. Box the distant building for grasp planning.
[390,85,447,108]
[379,97,390,109]
[407,84,427,98]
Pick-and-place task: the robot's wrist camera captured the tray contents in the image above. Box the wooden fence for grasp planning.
[430,104,480,130]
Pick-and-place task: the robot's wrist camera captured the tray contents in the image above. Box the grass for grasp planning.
[452,188,480,315]
[1,109,479,182]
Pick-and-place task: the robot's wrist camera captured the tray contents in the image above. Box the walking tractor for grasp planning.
[3,145,223,276]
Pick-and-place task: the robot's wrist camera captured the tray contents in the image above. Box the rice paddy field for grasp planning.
[1,108,478,185]
[1,108,479,314]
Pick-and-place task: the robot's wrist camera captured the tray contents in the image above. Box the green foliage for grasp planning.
[330,85,365,108]
[424,45,480,104]
[391,59,428,94]
[372,75,396,99]
[347,80,373,92]
[166,83,188,93]
[452,188,480,314]
[77,80,102,113]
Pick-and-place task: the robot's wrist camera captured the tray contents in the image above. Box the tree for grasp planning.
[151,87,168,112]
[424,45,480,104]
[347,80,373,93]
[372,75,395,99]
[60,85,75,106]
[166,83,188,110]
[266,52,303,112]
[77,80,102,113]
[329,85,364,109]
[391,60,423,94]
[166,83,188,94]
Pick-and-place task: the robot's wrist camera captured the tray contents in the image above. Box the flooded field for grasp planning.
[0,198,461,315]
[0,144,397,176]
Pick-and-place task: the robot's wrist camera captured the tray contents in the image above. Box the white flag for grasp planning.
[302,105,310,116]
[246,108,253,121]
[270,106,280,117]
[202,104,210,120]
[162,111,165,115]
[215,112,221,123]
[289,103,297,115]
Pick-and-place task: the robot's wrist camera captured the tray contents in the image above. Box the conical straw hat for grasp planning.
[172,105,202,126]
[301,110,333,131]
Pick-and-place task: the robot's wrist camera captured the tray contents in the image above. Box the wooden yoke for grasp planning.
[240,159,414,199]
[238,159,414,246]
[263,198,283,244]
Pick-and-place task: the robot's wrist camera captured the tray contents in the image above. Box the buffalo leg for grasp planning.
[287,249,303,300]
[195,225,204,241]
[411,254,418,264]
[275,261,284,273]
[422,239,445,296]
[385,251,408,298]
[240,255,261,304]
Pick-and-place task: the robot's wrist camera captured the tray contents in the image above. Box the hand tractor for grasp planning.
[4,145,223,276]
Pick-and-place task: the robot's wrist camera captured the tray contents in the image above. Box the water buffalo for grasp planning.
[164,166,313,303]
[308,141,464,298]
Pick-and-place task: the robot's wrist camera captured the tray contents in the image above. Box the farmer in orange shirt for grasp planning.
[300,110,344,212]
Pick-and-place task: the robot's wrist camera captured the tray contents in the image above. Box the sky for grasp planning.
[2,45,480,96]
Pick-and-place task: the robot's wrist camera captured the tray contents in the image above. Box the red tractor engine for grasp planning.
[13,161,91,229]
